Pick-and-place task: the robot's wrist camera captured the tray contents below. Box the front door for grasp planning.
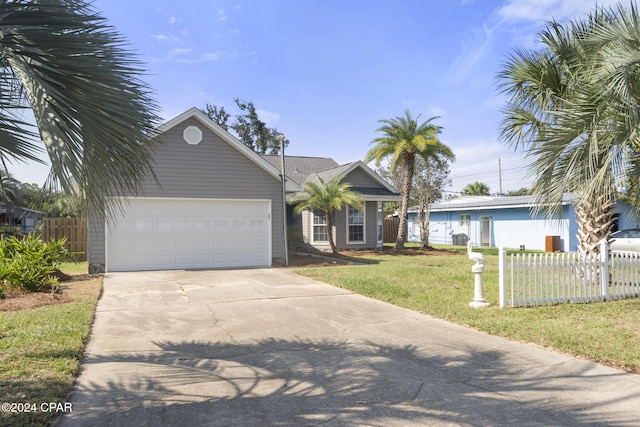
[480,216,491,246]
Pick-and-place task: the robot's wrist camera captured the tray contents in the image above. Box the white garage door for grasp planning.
[106,198,271,272]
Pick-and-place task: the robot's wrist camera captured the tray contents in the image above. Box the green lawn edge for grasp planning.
[0,262,99,427]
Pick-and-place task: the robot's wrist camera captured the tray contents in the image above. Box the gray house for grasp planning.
[88,108,398,272]
[262,156,400,253]
[1,203,45,234]
[88,108,300,273]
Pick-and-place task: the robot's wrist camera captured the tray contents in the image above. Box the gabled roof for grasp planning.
[311,161,399,196]
[157,108,301,192]
[261,155,339,187]
[0,203,46,215]
[262,156,400,201]
[414,193,577,213]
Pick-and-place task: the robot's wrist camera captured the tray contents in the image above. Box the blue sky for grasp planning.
[11,0,622,195]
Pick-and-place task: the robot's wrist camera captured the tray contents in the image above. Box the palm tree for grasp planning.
[0,1,159,219]
[292,176,363,254]
[497,3,640,254]
[0,170,20,227]
[461,181,491,196]
[365,110,454,249]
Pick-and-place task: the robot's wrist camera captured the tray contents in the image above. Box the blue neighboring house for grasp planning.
[406,194,639,252]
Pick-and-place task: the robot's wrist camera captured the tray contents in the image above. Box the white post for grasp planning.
[279,135,289,267]
[468,241,490,308]
[499,245,507,308]
[600,238,609,300]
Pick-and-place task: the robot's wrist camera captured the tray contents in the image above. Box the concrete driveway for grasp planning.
[56,268,640,426]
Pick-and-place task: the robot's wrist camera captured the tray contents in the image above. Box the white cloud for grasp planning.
[427,106,446,118]
[151,34,183,43]
[256,109,280,126]
[445,23,496,83]
[498,0,622,24]
[201,53,221,61]
[174,51,239,64]
[169,16,179,24]
[169,47,192,56]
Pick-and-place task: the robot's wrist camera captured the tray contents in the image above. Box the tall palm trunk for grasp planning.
[396,154,415,249]
[418,201,431,249]
[575,193,616,255]
[326,209,337,254]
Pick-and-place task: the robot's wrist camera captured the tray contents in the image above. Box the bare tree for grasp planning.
[379,157,451,249]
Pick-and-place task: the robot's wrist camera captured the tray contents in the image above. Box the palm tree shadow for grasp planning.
[57,338,640,426]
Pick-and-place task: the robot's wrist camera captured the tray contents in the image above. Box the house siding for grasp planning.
[298,201,381,252]
[409,201,639,252]
[410,205,577,251]
[88,116,284,271]
[615,201,640,230]
[342,169,385,189]
[294,164,395,252]
[334,201,379,250]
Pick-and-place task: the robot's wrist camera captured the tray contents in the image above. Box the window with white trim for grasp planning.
[347,204,365,243]
[460,214,471,226]
[312,209,328,242]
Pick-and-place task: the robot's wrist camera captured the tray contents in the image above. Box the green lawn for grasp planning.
[295,247,640,374]
[0,263,100,427]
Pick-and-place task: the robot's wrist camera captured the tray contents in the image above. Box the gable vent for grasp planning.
[183,125,203,145]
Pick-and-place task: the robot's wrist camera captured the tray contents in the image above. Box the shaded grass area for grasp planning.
[0,263,101,426]
[296,249,640,374]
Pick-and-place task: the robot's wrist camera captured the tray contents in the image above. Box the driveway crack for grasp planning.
[179,285,189,303]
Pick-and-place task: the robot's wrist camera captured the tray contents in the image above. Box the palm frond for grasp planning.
[0,1,160,220]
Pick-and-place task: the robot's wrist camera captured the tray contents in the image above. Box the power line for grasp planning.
[451,166,522,180]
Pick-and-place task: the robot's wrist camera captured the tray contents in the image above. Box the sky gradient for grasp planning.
[10,0,623,195]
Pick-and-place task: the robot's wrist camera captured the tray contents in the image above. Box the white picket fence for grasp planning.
[499,239,640,308]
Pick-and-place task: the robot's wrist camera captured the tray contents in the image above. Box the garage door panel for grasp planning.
[214,236,230,246]
[133,255,153,267]
[114,220,132,231]
[133,239,155,251]
[155,238,173,250]
[156,220,173,231]
[214,220,228,230]
[175,254,192,265]
[233,237,248,248]
[194,220,210,230]
[214,253,230,264]
[175,237,192,248]
[107,199,271,271]
[194,237,211,248]
[155,255,174,268]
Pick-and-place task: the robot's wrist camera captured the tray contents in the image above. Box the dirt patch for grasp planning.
[282,246,455,268]
[0,274,102,313]
[352,246,459,257]
[283,253,357,268]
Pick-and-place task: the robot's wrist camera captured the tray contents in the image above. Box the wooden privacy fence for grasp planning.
[499,239,640,308]
[383,217,399,243]
[42,218,87,261]
[383,217,408,243]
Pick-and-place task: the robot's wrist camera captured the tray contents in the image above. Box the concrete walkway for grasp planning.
[56,268,640,426]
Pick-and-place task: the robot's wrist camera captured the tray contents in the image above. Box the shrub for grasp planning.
[0,235,69,292]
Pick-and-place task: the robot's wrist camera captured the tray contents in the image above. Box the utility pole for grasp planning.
[279,134,289,266]
[498,158,503,195]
